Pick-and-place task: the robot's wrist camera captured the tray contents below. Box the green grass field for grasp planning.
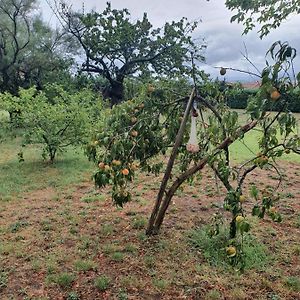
[0,109,299,200]
[0,110,300,299]
[229,110,300,163]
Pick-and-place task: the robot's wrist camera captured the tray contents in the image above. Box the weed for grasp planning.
[285,276,300,291]
[0,271,8,291]
[123,243,137,253]
[189,226,270,270]
[94,275,110,291]
[74,260,96,272]
[9,220,29,233]
[101,224,114,236]
[153,278,168,290]
[144,255,155,268]
[111,252,124,262]
[46,272,75,288]
[67,291,80,300]
[205,289,221,300]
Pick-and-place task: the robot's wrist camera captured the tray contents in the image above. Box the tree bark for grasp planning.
[108,79,125,106]
[146,88,195,235]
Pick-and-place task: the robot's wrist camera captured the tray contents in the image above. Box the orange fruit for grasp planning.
[131,117,137,124]
[147,84,155,93]
[122,168,129,176]
[270,89,281,101]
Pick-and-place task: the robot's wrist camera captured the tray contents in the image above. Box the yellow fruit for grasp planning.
[148,84,155,93]
[104,165,110,171]
[98,162,105,169]
[112,160,121,166]
[236,215,244,223]
[94,141,99,145]
[139,103,145,109]
[220,67,226,76]
[239,195,246,203]
[131,117,137,124]
[131,130,138,137]
[226,246,236,257]
[122,168,129,176]
[270,89,281,101]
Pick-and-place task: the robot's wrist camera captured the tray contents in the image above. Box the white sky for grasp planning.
[38,0,300,82]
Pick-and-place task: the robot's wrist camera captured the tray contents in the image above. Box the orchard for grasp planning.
[0,0,300,299]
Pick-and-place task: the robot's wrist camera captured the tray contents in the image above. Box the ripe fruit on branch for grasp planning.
[220,67,226,76]
[104,165,111,171]
[131,130,138,137]
[270,89,281,101]
[98,162,105,169]
[147,84,155,93]
[112,160,121,166]
[122,168,129,176]
[131,117,137,124]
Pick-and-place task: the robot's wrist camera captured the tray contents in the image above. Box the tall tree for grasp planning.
[225,0,300,38]
[58,2,205,105]
[0,0,34,93]
[0,0,77,94]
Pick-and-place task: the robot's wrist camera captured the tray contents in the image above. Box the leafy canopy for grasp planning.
[225,0,300,38]
[59,2,205,104]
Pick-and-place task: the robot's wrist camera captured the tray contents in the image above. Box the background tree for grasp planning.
[0,0,77,95]
[225,0,300,38]
[0,0,34,94]
[58,2,204,105]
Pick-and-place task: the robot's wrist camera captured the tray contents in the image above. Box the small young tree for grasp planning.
[0,85,102,163]
[57,2,204,105]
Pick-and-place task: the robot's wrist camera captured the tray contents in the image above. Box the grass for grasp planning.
[74,259,97,272]
[0,136,93,200]
[0,111,300,299]
[229,110,300,163]
[46,272,75,288]
[94,275,110,291]
[189,225,270,270]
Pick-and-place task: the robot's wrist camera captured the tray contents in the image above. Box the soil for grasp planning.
[0,162,299,300]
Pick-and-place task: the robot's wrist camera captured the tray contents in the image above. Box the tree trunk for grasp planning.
[146,89,195,235]
[108,79,125,106]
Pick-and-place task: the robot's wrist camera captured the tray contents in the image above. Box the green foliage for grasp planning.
[0,0,76,94]
[94,275,111,291]
[61,2,204,104]
[189,226,270,270]
[225,0,300,38]
[74,260,96,272]
[47,272,75,288]
[1,85,102,162]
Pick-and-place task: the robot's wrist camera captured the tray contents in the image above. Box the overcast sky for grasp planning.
[39,0,300,82]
